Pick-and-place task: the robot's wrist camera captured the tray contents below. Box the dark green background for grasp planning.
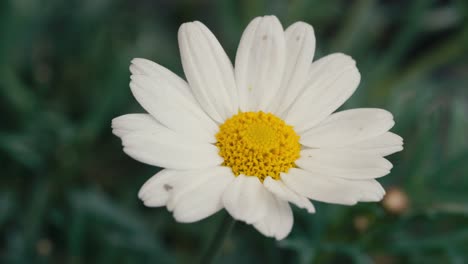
[1,0,468,263]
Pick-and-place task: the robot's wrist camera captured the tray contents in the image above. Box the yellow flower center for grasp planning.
[216,111,300,181]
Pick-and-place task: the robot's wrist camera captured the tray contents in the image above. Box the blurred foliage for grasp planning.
[1,0,468,263]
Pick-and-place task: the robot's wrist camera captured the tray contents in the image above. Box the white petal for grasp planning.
[167,167,235,223]
[343,132,404,156]
[296,149,393,179]
[112,114,163,138]
[130,58,196,103]
[121,129,222,170]
[300,108,394,148]
[235,16,286,112]
[130,73,218,143]
[281,168,385,205]
[222,175,269,224]
[263,177,315,213]
[274,22,316,116]
[285,53,360,133]
[138,169,186,207]
[178,21,238,122]
[253,194,293,240]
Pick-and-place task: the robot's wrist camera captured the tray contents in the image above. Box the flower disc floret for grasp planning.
[216,111,300,181]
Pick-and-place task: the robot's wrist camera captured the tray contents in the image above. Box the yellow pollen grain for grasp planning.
[216,111,300,181]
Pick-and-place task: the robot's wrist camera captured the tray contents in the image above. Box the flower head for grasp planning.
[112,15,403,240]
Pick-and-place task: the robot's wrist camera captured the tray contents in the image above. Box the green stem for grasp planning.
[198,213,236,264]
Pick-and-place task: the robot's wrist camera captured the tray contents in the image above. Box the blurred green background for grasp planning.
[1,0,468,263]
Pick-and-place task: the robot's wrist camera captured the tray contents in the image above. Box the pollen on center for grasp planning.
[216,111,300,181]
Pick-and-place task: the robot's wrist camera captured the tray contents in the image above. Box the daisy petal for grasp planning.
[167,167,235,223]
[121,129,222,170]
[281,168,385,205]
[235,16,286,112]
[300,108,394,148]
[178,21,238,122]
[130,58,196,103]
[296,149,392,179]
[343,132,404,156]
[112,114,163,138]
[285,53,360,133]
[253,195,293,240]
[264,177,315,213]
[222,175,269,224]
[274,22,316,116]
[130,74,218,143]
[138,169,185,207]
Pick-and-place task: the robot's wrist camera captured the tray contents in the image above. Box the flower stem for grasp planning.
[198,213,236,264]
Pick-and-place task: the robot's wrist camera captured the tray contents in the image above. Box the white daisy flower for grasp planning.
[112,15,403,240]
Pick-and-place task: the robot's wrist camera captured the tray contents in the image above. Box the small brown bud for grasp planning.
[382,187,409,214]
[36,238,53,256]
[353,215,370,232]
